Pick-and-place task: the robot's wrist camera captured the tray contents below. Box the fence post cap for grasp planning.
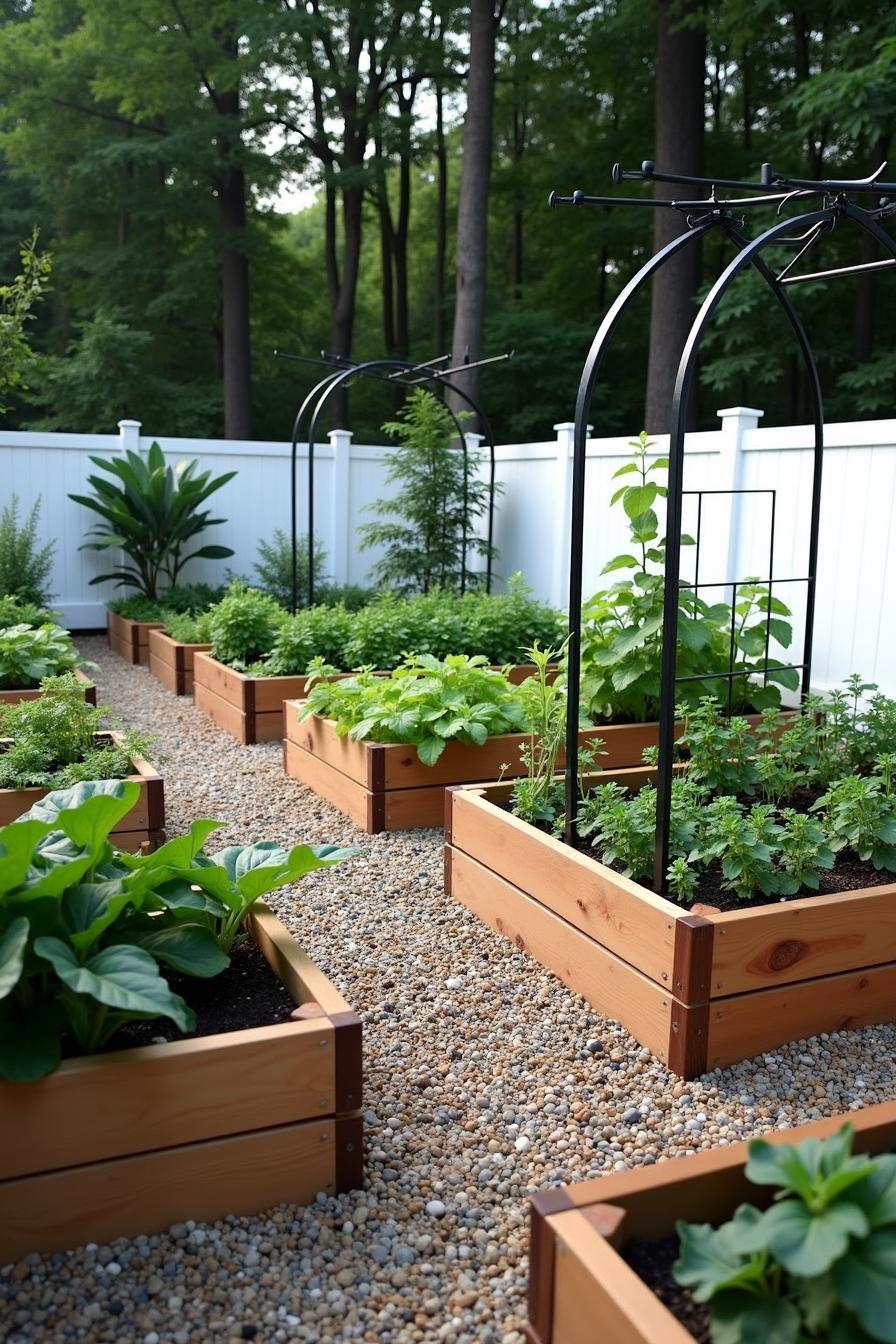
[716,406,764,419]
[117,418,142,430]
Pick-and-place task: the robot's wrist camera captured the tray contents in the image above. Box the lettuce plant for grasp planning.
[674,1122,896,1343]
[0,621,82,690]
[0,781,360,1079]
[300,653,531,765]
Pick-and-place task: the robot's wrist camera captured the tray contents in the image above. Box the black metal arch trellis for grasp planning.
[275,350,512,611]
[552,158,896,894]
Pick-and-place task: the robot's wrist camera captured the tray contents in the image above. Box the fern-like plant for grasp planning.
[0,496,55,606]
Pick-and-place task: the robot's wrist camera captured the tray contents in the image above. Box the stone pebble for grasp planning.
[4,638,896,1342]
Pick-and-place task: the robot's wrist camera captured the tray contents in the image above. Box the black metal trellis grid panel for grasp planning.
[552,155,896,896]
[274,348,513,610]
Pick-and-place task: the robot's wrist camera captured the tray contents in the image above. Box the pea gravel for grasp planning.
[4,637,895,1344]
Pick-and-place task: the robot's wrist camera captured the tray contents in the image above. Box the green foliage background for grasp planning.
[0,0,893,441]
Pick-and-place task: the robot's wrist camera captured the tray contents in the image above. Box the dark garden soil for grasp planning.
[622,1235,710,1342]
[502,777,896,912]
[581,844,895,913]
[110,938,296,1051]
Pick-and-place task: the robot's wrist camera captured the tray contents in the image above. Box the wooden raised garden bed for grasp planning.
[0,667,96,707]
[192,652,326,744]
[284,701,616,834]
[526,1097,896,1344]
[107,610,164,665]
[194,656,558,747]
[0,903,363,1262]
[445,769,896,1077]
[148,628,212,696]
[0,733,165,851]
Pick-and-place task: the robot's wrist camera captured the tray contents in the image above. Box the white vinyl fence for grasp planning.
[1,408,894,694]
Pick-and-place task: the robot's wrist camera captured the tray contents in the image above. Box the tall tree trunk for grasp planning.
[449,0,498,416]
[644,0,706,433]
[434,74,448,353]
[395,125,411,359]
[375,132,397,356]
[328,179,364,428]
[217,156,251,440]
[217,72,251,441]
[855,133,890,363]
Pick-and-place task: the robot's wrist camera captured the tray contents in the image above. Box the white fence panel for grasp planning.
[0,409,894,695]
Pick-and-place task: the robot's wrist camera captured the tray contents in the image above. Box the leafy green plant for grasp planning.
[163,610,214,644]
[143,838,361,954]
[577,432,797,724]
[0,230,51,414]
[342,579,562,670]
[0,595,56,628]
[0,781,360,1080]
[507,643,588,827]
[358,388,498,595]
[0,495,55,607]
[0,673,154,789]
[253,528,328,608]
[674,1122,896,1343]
[300,653,530,765]
[0,621,82,690]
[206,581,287,669]
[260,603,355,676]
[106,582,226,623]
[812,772,896,871]
[70,441,236,598]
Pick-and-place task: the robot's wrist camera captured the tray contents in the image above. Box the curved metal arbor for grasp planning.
[277,352,509,610]
[554,160,896,893]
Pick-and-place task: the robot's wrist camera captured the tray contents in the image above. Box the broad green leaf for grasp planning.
[623,482,658,519]
[149,878,228,918]
[132,820,223,872]
[674,1206,765,1301]
[709,1290,801,1344]
[0,819,53,893]
[765,617,793,648]
[678,617,714,653]
[833,1228,896,1343]
[600,553,639,574]
[0,917,28,999]
[611,461,640,478]
[418,735,446,765]
[0,999,61,1081]
[60,879,134,953]
[34,937,194,1031]
[742,1198,868,1277]
[17,779,139,834]
[119,924,229,978]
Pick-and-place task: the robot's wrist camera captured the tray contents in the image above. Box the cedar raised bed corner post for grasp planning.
[445,159,896,1077]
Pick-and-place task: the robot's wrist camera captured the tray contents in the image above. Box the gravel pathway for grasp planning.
[4,637,896,1344]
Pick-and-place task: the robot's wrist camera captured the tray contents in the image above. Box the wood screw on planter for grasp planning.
[0,667,96,707]
[0,904,363,1262]
[0,734,165,851]
[147,629,212,696]
[445,773,896,1077]
[526,1098,896,1344]
[283,698,778,834]
[107,610,165,666]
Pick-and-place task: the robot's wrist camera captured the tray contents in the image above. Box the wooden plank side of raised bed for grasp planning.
[283,738,372,830]
[549,1208,693,1344]
[448,846,675,1064]
[447,787,681,990]
[0,668,96,707]
[707,880,896,996]
[0,1116,345,1262]
[0,1019,337,1181]
[193,679,252,743]
[707,961,896,1069]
